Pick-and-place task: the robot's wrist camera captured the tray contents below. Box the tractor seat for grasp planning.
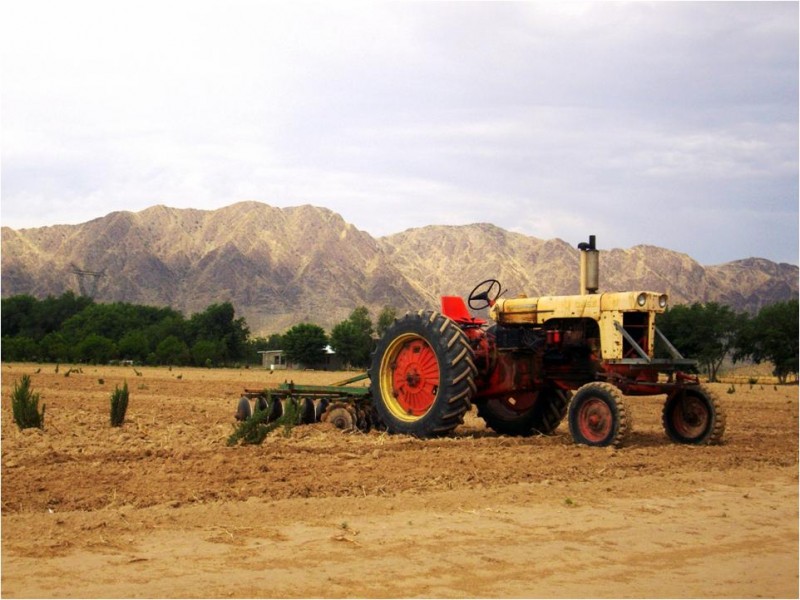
[441,296,486,326]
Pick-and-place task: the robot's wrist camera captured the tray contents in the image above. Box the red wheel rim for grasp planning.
[671,396,709,439]
[390,338,440,416]
[577,398,613,443]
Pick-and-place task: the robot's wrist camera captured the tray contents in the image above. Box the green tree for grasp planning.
[1,294,38,338]
[39,332,72,362]
[61,301,182,346]
[192,339,223,366]
[376,305,398,338]
[77,334,117,364]
[1,292,92,339]
[283,323,328,367]
[264,333,284,350]
[188,302,249,363]
[0,336,39,362]
[735,300,799,384]
[155,336,191,366]
[330,306,374,368]
[0,294,261,367]
[118,330,151,362]
[61,303,130,343]
[144,315,188,351]
[35,292,94,338]
[657,302,741,382]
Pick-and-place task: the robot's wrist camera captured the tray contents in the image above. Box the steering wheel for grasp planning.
[468,279,503,310]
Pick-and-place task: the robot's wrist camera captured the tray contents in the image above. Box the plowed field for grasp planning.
[2,363,797,598]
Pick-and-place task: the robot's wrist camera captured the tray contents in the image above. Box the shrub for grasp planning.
[110,381,129,427]
[227,399,272,446]
[227,393,301,446]
[12,374,45,430]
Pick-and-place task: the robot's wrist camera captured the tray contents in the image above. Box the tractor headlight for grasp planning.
[658,294,668,309]
[636,293,647,307]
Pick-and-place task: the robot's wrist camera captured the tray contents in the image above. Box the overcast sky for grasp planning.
[2,1,798,265]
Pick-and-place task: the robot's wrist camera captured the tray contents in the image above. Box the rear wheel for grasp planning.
[477,388,569,436]
[369,310,476,437]
[568,382,630,447]
[662,385,725,444]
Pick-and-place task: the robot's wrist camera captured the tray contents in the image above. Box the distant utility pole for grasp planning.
[70,263,106,298]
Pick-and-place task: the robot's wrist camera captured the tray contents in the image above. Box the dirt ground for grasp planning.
[1,362,797,598]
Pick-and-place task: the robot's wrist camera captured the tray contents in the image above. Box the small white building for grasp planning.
[258,350,289,370]
[258,346,343,370]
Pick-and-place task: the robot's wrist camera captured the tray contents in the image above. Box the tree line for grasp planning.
[1,292,797,382]
[0,292,398,369]
[656,300,798,383]
[1,292,250,367]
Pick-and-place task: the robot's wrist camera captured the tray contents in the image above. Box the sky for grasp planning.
[1,0,798,265]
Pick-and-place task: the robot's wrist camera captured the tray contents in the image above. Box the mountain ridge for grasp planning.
[2,202,797,334]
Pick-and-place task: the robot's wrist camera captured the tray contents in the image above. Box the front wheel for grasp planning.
[369,310,476,437]
[662,385,726,444]
[568,382,631,447]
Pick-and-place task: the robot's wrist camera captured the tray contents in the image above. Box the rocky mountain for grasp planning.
[2,202,797,334]
[380,226,799,314]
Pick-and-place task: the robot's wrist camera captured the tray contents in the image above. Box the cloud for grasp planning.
[1,1,797,265]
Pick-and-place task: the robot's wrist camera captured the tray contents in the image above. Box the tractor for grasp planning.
[368,235,726,447]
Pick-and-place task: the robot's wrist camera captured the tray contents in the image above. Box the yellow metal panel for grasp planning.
[491,297,540,325]
[647,315,656,354]
[599,311,624,359]
[599,291,667,313]
[493,293,606,324]
[537,294,601,322]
